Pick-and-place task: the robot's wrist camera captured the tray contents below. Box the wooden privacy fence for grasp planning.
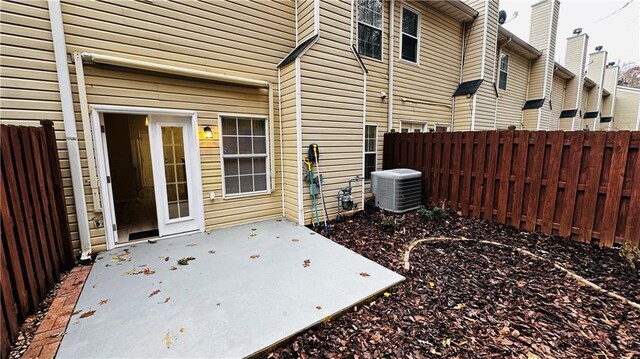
[383,130,640,247]
[1,121,74,358]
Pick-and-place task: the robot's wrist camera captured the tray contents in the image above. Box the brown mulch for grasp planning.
[270,208,640,358]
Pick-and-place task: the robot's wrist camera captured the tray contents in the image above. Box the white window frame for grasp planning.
[357,0,384,61]
[399,120,428,133]
[218,114,271,199]
[399,4,421,65]
[364,124,378,180]
[433,123,450,132]
[498,52,509,91]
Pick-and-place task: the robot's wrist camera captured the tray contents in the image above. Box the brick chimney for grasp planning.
[562,32,589,130]
[522,0,560,130]
[585,50,607,128]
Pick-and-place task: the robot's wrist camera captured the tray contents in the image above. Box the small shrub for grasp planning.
[619,242,640,270]
[381,213,404,234]
[417,206,446,220]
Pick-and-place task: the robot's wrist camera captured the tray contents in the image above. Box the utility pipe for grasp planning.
[268,82,275,191]
[72,52,102,212]
[387,0,395,132]
[48,0,92,261]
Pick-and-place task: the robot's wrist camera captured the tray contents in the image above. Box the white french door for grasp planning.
[148,114,201,237]
[91,106,204,249]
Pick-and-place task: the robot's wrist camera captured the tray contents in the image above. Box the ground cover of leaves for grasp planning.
[271,208,640,358]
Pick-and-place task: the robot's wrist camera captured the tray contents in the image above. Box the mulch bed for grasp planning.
[270,208,640,358]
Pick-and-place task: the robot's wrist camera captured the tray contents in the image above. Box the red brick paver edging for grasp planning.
[22,265,92,359]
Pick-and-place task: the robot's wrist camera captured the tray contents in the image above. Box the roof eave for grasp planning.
[498,26,542,60]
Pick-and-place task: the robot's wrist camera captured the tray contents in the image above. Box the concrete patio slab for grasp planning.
[57,218,404,358]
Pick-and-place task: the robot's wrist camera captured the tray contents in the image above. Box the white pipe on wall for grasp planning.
[387,0,395,132]
[48,0,92,261]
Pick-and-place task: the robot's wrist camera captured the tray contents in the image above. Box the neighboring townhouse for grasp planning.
[613,86,640,130]
[1,0,638,257]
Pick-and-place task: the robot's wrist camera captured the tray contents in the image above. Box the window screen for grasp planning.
[220,117,268,196]
[358,0,383,60]
[401,7,419,63]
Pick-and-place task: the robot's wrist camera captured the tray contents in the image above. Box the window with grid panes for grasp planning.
[364,125,377,179]
[220,117,269,196]
[358,0,383,60]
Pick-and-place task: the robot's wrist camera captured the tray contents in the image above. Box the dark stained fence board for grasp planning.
[512,131,530,229]
[600,132,631,246]
[540,132,564,235]
[472,132,487,218]
[382,130,639,247]
[1,123,74,359]
[497,131,514,223]
[525,132,546,232]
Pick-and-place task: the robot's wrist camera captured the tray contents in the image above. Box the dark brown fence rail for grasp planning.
[1,121,74,358]
[383,130,640,247]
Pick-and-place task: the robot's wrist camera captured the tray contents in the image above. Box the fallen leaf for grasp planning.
[98,299,109,305]
[164,331,173,348]
[428,282,436,287]
[526,352,541,359]
[149,289,161,298]
[248,234,257,239]
[72,310,82,316]
[143,268,156,275]
[251,228,257,231]
[169,266,177,271]
[161,297,171,304]
[292,239,300,242]
[309,232,316,235]
[208,250,216,254]
[250,254,260,259]
[316,306,322,310]
[80,310,96,319]
[303,259,311,268]
[383,292,391,298]
[177,257,195,265]
[92,284,96,289]
[186,243,198,247]
[164,257,170,262]
[122,268,143,276]
[453,303,466,310]
[359,272,370,277]
[179,328,185,333]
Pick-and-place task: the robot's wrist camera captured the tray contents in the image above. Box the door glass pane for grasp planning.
[161,126,190,219]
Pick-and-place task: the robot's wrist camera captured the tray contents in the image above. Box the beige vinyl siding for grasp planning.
[601,67,619,118]
[460,0,488,80]
[562,35,588,111]
[0,0,85,252]
[50,0,295,251]
[297,0,316,43]
[393,1,462,129]
[357,0,389,176]
[578,85,591,130]
[613,88,640,130]
[549,74,566,130]
[298,0,365,223]
[495,50,528,129]
[468,0,499,130]
[279,63,299,222]
[586,52,606,113]
[453,97,473,131]
[526,4,551,101]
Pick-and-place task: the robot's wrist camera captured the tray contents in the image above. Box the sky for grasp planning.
[499,0,640,68]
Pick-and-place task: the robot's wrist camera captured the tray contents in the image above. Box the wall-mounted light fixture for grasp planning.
[203,126,213,139]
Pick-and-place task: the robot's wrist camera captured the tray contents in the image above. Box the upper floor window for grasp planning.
[499,53,509,90]
[401,7,419,63]
[358,0,383,60]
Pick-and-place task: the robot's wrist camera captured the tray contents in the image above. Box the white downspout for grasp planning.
[268,83,275,191]
[387,0,395,132]
[48,0,92,261]
[278,68,285,217]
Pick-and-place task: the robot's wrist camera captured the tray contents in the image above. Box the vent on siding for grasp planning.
[371,169,422,213]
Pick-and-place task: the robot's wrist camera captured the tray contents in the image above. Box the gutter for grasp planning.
[48,0,92,262]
